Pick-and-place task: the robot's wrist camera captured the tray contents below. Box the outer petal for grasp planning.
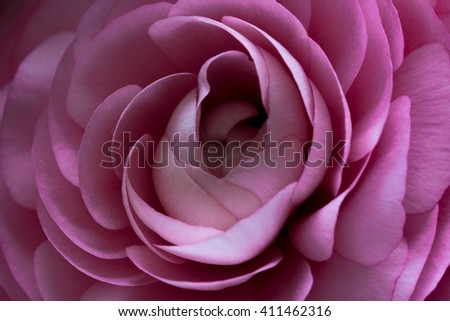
[127,245,281,291]
[81,281,254,301]
[411,188,450,300]
[34,241,94,300]
[307,241,408,300]
[393,44,450,213]
[1,32,73,209]
[334,96,409,265]
[393,206,438,300]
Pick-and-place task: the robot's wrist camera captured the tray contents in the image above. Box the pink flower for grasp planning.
[0,0,449,300]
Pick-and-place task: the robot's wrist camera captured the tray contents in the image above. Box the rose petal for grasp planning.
[81,281,254,301]
[393,44,450,213]
[157,183,296,265]
[34,241,94,300]
[127,245,281,291]
[277,0,312,30]
[33,113,139,259]
[376,0,405,70]
[79,85,141,230]
[1,32,73,209]
[334,96,409,265]
[48,46,83,187]
[346,0,393,162]
[0,173,44,300]
[426,267,450,300]
[289,154,370,262]
[254,241,313,300]
[124,135,224,246]
[307,240,408,300]
[112,73,197,179]
[411,188,450,300]
[36,199,155,287]
[393,0,450,54]
[0,250,28,300]
[393,206,438,300]
[66,3,174,127]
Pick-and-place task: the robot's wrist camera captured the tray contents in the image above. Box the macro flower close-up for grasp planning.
[0,0,449,301]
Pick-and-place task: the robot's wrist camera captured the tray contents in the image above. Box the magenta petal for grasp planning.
[48,46,83,187]
[278,0,312,30]
[0,251,28,300]
[289,154,370,262]
[255,242,313,300]
[334,96,409,265]
[394,44,450,214]
[393,206,438,300]
[346,0,393,162]
[66,3,174,127]
[36,199,154,287]
[427,267,450,300]
[33,113,139,259]
[127,245,281,291]
[79,85,141,230]
[34,241,94,300]
[393,0,450,54]
[0,174,45,300]
[157,183,296,265]
[2,32,73,209]
[113,73,197,178]
[411,189,450,300]
[81,281,254,301]
[291,83,331,205]
[307,241,408,300]
[376,0,405,70]
[308,0,367,92]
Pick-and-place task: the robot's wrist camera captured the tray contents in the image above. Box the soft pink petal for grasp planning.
[307,241,408,300]
[153,134,238,230]
[66,3,174,127]
[376,0,405,70]
[127,245,281,291]
[1,32,73,209]
[393,0,450,54]
[346,0,393,162]
[34,241,94,300]
[157,183,296,265]
[81,281,254,301]
[393,206,438,300]
[291,83,331,205]
[112,73,197,179]
[254,241,313,300]
[79,85,141,230]
[308,0,367,92]
[124,135,224,246]
[33,113,140,259]
[411,188,450,300]
[289,155,370,262]
[393,44,450,213]
[36,199,155,287]
[334,96,409,265]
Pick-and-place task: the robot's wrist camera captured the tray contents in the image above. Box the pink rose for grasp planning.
[1,0,449,300]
